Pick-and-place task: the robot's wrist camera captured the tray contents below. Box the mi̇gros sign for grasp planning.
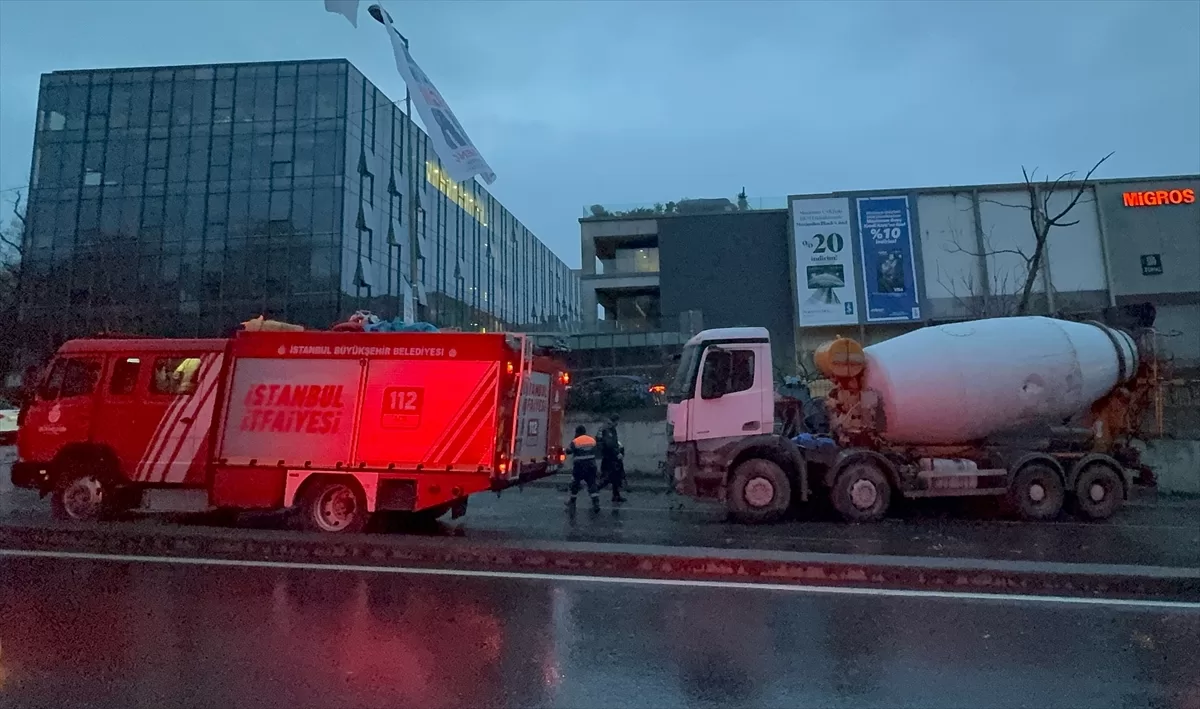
[1122,188,1196,208]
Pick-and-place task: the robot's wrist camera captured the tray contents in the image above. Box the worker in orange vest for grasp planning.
[567,425,601,512]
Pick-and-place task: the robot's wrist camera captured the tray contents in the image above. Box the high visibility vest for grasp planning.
[570,434,597,461]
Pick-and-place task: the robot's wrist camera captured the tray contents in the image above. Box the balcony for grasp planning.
[594,287,660,334]
[597,247,659,276]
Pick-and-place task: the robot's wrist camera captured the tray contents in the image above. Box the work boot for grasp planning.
[566,496,577,509]
[612,494,627,503]
[590,495,601,512]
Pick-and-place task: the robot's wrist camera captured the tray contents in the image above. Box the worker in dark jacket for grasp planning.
[598,414,627,503]
[567,425,601,512]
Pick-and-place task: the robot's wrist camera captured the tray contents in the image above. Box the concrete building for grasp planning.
[18,59,579,360]
[578,174,1199,377]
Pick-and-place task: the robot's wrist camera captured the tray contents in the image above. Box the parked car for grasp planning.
[0,397,19,446]
[567,375,659,413]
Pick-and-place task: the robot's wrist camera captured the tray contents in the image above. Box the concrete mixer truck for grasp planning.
[665,316,1159,524]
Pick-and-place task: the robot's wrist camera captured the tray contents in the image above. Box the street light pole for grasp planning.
[368,4,421,322]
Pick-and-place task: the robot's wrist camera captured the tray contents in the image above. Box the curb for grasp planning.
[1,521,1196,602]
[523,472,670,493]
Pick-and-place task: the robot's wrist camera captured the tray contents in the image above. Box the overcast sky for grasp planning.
[1,0,1197,267]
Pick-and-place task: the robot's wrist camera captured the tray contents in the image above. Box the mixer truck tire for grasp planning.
[830,461,892,523]
[1070,462,1124,521]
[727,458,792,524]
[1007,463,1065,521]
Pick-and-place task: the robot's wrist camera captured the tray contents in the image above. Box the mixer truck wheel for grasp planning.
[1071,463,1124,521]
[831,461,892,523]
[727,458,791,524]
[1007,463,1065,521]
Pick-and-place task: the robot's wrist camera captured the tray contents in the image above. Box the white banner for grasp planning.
[323,0,360,27]
[402,279,415,323]
[791,197,859,327]
[377,11,496,185]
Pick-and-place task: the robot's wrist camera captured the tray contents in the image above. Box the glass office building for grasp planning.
[19,59,579,353]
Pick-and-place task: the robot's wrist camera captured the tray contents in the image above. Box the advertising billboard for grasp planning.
[857,196,921,322]
[792,197,859,327]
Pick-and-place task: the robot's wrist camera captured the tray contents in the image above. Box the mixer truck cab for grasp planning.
[666,327,818,523]
[669,317,1151,525]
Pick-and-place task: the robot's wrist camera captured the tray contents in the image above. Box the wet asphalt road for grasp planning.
[4,467,1199,568]
[2,554,1198,709]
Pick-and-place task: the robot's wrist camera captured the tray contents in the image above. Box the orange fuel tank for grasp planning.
[813,337,865,380]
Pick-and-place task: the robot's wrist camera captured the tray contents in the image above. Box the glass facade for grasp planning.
[19,59,579,354]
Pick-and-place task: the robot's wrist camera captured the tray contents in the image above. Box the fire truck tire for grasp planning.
[727,458,791,524]
[50,464,114,522]
[1008,463,1065,521]
[831,460,892,523]
[296,478,370,534]
[1070,462,1124,521]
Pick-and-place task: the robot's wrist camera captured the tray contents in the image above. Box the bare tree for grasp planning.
[934,237,1020,319]
[940,153,1114,317]
[0,190,25,308]
[0,190,27,380]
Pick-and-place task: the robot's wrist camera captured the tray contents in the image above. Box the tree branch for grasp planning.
[1047,151,1113,225]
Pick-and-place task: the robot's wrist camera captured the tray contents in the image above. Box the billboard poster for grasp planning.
[791,197,859,327]
[856,196,921,322]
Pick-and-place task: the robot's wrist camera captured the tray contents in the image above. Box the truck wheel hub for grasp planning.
[315,486,359,531]
[63,477,103,519]
[1028,483,1046,503]
[1089,483,1106,502]
[850,479,878,509]
[744,478,775,507]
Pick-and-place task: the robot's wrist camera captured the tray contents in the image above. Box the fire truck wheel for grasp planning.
[831,460,892,523]
[50,469,112,522]
[1071,463,1124,521]
[298,479,369,534]
[1008,463,1065,521]
[727,458,791,524]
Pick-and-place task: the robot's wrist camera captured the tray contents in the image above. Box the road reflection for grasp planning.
[1,559,555,709]
[1,556,1197,709]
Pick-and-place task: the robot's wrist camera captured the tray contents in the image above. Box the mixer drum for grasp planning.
[862,316,1138,445]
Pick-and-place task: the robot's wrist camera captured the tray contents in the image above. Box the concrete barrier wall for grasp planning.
[562,414,667,474]
[1141,440,1200,496]
[560,413,1200,496]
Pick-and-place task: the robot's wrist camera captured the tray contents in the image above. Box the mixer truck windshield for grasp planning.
[667,343,702,402]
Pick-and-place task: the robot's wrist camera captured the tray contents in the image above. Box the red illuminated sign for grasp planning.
[382,387,424,430]
[238,383,347,434]
[1122,188,1196,208]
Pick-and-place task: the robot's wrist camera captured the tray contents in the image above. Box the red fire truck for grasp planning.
[12,330,568,532]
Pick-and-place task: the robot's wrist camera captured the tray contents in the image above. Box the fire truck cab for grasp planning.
[13,330,568,533]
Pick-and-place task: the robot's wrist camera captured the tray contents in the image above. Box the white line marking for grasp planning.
[2,548,1197,611]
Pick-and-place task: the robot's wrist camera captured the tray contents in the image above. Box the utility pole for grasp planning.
[368,4,421,322]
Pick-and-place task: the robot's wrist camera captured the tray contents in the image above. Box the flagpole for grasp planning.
[368,4,420,322]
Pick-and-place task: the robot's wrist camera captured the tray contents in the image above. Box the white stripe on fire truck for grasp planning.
[156,352,225,482]
[138,353,215,482]
[426,363,498,465]
[146,357,223,483]
[136,357,207,482]
[429,366,498,466]
[422,363,497,461]
[159,360,224,484]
